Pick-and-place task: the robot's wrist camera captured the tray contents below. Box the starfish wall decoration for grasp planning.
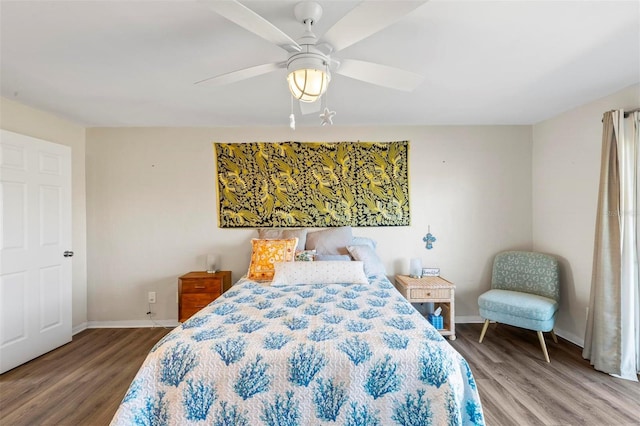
[319,107,336,126]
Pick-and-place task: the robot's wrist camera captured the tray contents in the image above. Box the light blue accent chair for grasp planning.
[478,251,560,362]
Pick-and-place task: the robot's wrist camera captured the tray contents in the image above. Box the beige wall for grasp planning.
[532,84,640,345]
[9,84,635,341]
[1,97,88,329]
[86,126,532,323]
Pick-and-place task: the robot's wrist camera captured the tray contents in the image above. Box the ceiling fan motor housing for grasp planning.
[287,5,330,103]
[287,4,329,77]
[287,50,329,75]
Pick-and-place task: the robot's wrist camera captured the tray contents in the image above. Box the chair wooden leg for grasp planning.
[537,331,550,362]
[550,329,558,344]
[479,319,490,343]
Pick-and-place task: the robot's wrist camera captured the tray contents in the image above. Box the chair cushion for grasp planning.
[492,251,560,301]
[478,289,558,321]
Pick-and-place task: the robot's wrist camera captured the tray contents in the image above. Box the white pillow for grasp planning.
[272,261,368,286]
[346,245,387,277]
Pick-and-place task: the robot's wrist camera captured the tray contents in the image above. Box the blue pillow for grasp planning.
[352,236,377,250]
[346,245,386,277]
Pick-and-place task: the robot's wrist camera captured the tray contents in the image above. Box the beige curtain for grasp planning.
[584,110,640,381]
[583,112,622,374]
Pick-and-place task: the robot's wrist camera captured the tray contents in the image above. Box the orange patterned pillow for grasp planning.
[247,238,298,281]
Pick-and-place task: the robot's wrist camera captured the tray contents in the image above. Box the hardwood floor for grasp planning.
[0,327,170,426]
[450,323,640,426]
[0,324,638,425]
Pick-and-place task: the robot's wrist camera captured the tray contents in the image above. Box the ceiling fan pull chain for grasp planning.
[290,96,296,130]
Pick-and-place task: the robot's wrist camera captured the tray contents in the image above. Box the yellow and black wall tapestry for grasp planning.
[214,141,409,228]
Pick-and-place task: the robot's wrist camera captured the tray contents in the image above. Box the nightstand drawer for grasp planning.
[410,288,451,299]
[181,293,219,309]
[180,278,222,293]
[181,307,205,321]
[178,271,232,322]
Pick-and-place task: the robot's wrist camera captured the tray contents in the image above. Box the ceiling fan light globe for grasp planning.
[287,68,328,103]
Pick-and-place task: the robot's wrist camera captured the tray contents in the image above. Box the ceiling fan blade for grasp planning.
[200,0,301,53]
[336,59,423,92]
[321,1,427,52]
[195,62,285,87]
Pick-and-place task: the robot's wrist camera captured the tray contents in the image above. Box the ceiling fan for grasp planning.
[195,0,427,124]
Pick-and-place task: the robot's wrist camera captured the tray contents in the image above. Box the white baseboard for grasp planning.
[72,322,88,335]
[85,320,179,329]
[554,328,584,348]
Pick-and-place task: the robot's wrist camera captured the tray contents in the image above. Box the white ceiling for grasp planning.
[1,0,638,127]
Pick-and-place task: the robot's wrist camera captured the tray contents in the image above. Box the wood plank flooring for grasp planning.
[449,323,640,426]
[0,324,638,425]
[0,327,170,426]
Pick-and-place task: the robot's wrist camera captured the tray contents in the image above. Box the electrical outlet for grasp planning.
[148,291,156,304]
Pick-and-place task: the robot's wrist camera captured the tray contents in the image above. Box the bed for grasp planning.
[111,271,485,425]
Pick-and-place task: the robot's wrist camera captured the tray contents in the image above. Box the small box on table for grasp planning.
[428,313,444,329]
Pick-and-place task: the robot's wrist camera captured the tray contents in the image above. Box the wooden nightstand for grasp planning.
[178,271,231,322]
[395,274,456,340]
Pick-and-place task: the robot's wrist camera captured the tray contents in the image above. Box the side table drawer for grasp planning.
[410,288,451,300]
[181,278,222,293]
[181,307,205,321]
[182,293,219,310]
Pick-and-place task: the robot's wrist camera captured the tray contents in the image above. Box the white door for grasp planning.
[0,129,72,374]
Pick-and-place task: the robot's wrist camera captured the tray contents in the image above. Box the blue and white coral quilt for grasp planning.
[111,276,484,426]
